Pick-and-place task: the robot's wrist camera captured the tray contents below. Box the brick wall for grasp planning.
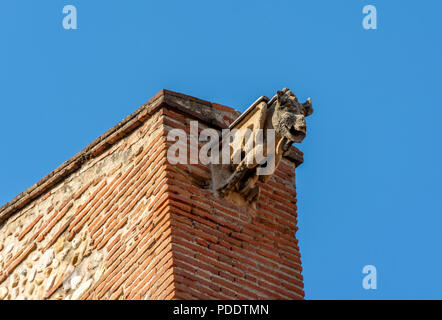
[162,108,304,299]
[0,90,304,300]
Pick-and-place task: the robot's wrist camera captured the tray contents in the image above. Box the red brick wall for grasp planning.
[81,115,175,300]
[162,108,305,299]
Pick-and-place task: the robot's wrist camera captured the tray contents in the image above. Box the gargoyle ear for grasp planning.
[277,90,284,99]
[276,90,287,104]
[302,98,313,116]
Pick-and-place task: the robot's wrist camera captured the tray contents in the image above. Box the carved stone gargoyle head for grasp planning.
[272,88,313,153]
[211,88,313,207]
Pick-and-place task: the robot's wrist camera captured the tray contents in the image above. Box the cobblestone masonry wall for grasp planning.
[0,90,304,300]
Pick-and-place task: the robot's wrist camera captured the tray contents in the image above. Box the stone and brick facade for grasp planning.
[0,89,306,300]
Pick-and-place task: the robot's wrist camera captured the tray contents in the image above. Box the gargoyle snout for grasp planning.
[294,115,307,133]
[285,115,307,143]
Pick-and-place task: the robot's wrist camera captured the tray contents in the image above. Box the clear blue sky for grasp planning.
[1,0,441,299]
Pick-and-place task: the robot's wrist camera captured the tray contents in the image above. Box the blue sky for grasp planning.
[1,0,441,299]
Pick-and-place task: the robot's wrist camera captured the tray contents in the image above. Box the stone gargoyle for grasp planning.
[211,88,313,207]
